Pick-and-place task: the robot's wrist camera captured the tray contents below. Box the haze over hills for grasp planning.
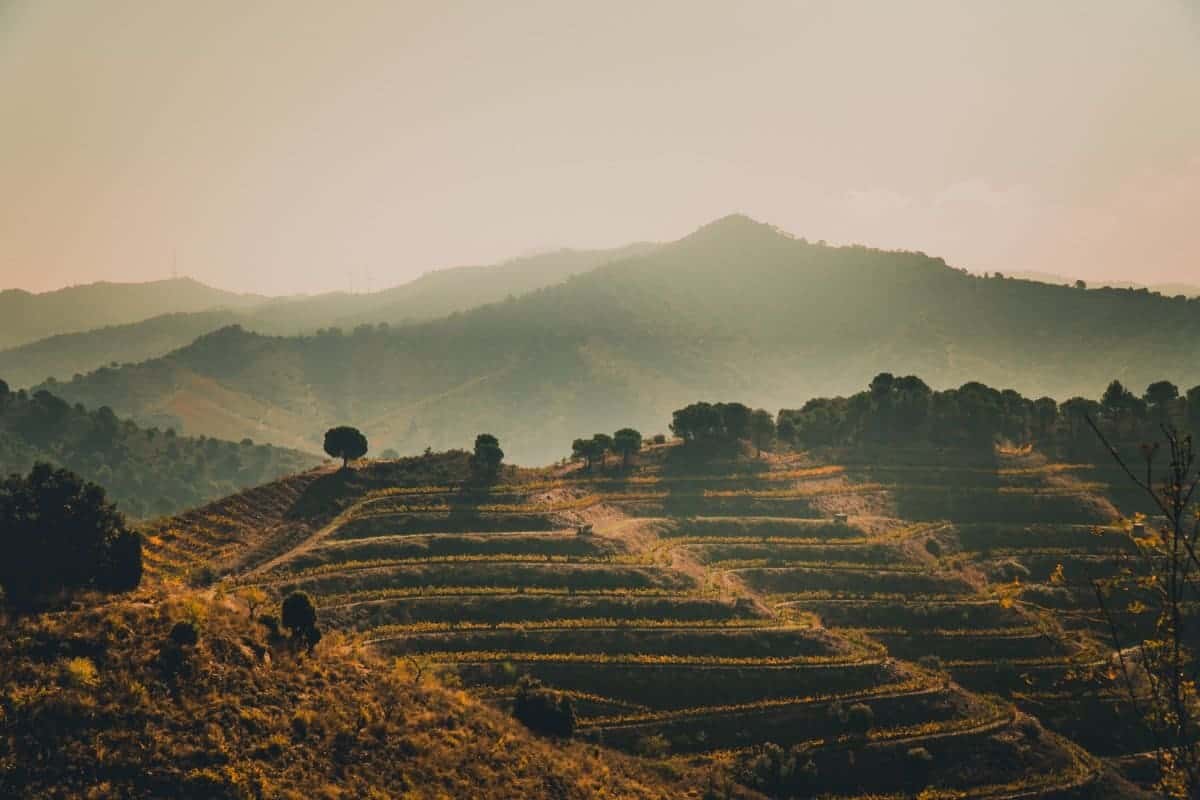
[0,244,656,388]
[0,277,267,350]
[0,310,244,389]
[33,215,1200,465]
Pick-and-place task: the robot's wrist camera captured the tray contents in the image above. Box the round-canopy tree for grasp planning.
[612,428,642,468]
[0,463,142,608]
[470,433,504,482]
[323,426,368,468]
[1144,380,1180,421]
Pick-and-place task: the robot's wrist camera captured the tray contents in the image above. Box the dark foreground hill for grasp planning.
[0,384,319,519]
[40,215,1200,464]
[0,588,739,800]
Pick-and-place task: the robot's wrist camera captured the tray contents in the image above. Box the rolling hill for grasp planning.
[0,310,243,389]
[36,215,1200,465]
[0,244,657,388]
[0,586,741,800]
[0,277,266,350]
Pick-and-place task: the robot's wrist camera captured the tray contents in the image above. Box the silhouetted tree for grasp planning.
[671,401,756,444]
[750,409,775,456]
[1189,386,1200,432]
[1145,380,1180,422]
[721,403,752,441]
[591,433,613,468]
[323,426,368,468]
[281,591,321,651]
[671,402,722,442]
[0,463,142,608]
[612,428,642,468]
[776,416,796,445]
[470,433,504,482]
[169,620,200,647]
[572,437,600,471]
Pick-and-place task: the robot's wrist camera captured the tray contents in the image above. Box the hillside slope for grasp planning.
[0,311,243,388]
[0,386,319,519]
[39,215,1200,464]
[138,447,1133,798]
[0,589,741,800]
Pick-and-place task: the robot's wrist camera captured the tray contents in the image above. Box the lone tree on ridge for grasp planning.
[323,426,368,468]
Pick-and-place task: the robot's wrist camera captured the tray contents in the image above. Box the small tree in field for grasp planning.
[471,433,504,482]
[1145,381,1180,422]
[323,426,368,468]
[236,586,269,618]
[612,428,642,469]
[281,591,321,652]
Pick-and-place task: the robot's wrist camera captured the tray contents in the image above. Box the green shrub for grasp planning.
[635,734,670,758]
[281,592,321,651]
[845,702,874,735]
[169,620,200,647]
[512,676,575,738]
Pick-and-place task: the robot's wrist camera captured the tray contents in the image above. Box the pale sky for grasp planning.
[1,1,1198,295]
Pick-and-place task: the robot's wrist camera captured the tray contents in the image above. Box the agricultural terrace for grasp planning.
[202,444,1103,798]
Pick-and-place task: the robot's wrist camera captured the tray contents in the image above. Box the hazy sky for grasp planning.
[2,1,1198,295]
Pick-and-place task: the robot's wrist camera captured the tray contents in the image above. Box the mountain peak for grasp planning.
[682,214,789,244]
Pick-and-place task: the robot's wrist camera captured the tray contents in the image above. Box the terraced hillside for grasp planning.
[150,447,1127,798]
[766,447,1158,786]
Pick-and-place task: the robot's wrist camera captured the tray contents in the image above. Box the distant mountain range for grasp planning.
[29,215,1200,465]
[0,245,656,387]
[0,277,266,350]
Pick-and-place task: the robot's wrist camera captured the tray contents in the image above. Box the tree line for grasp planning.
[777,373,1200,455]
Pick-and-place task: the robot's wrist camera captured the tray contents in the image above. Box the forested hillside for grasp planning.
[38,216,1200,464]
[0,310,242,388]
[0,382,319,518]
